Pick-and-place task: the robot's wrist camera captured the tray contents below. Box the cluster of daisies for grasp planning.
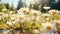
[0,7,60,33]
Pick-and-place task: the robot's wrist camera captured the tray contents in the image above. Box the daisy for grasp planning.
[17,7,30,14]
[53,20,60,34]
[30,10,41,16]
[53,20,60,28]
[15,14,26,22]
[48,10,59,15]
[43,7,50,10]
[42,22,55,34]
[22,18,29,23]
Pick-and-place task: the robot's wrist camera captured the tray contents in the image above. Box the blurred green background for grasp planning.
[0,0,60,12]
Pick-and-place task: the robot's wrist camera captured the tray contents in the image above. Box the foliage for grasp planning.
[0,4,6,12]
[17,0,23,10]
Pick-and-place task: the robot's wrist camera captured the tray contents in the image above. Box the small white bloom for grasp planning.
[2,14,9,18]
[43,7,50,9]
[18,7,30,14]
[53,20,60,25]
[22,18,29,23]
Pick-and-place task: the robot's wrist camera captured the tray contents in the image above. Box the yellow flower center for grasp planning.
[34,12,38,16]
[23,9,26,13]
[46,26,52,30]
[52,11,57,14]
[18,16,22,19]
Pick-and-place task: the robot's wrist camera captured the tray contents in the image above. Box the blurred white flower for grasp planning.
[48,10,59,14]
[43,7,50,10]
[53,20,60,25]
[17,7,30,14]
[17,14,25,19]
[15,15,24,22]
[30,10,41,16]
[22,17,30,23]
[2,14,9,18]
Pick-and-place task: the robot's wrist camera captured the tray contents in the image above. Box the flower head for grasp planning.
[42,22,55,31]
[30,10,41,16]
[17,7,30,14]
[48,10,59,15]
[43,7,50,9]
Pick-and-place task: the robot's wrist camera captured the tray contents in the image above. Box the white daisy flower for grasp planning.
[15,15,23,22]
[48,10,59,15]
[30,10,41,16]
[53,20,60,26]
[42,22,55,32]
[34,29,40,34]
[18,7,30,14]
[22,17,30,23]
